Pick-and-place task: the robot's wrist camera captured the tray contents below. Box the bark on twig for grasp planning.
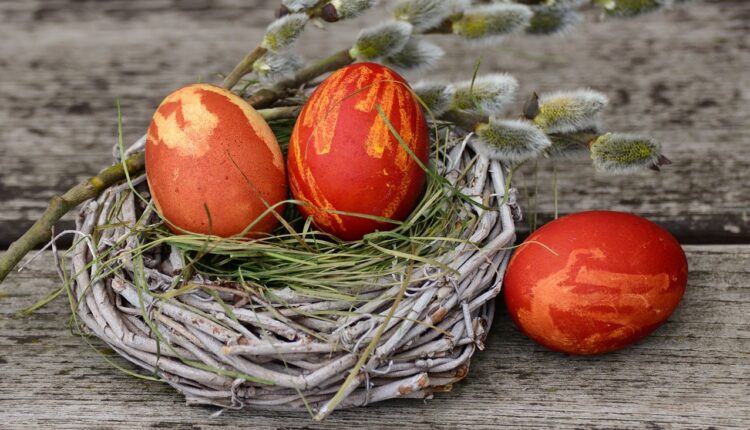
[0,152,146,283]
[247,49,354,109]
[222,46,268,91]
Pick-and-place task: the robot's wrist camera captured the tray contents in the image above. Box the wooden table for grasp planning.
[1,1,748,428]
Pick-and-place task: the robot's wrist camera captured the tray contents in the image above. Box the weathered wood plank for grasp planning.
[0,246,748,429]
[0,0,749,247]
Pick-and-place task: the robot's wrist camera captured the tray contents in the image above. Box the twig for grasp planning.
[221,0,332,91]
[0,152,145,283]
[441,109,486,131]
[314,261,415,420]
[222,46,269,91]
[259,105,302,121]
[247,49,354,109]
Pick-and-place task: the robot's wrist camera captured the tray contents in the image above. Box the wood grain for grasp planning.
[0,0,749,247]
[2,2,748,428]
[0,247,748,429]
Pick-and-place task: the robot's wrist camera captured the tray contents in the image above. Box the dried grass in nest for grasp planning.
[59,121,517,419]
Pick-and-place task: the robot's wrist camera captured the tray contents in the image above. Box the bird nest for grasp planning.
[66,129,517,418]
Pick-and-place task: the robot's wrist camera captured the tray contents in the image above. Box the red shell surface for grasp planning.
[287,63,429,241]
[503,211,688,355]
[145,84,287,237]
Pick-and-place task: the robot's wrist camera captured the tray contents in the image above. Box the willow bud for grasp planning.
[527,4,582,35]
[281,0,317,12]
[392,0,455,32]
[350,21,413,60]
[597,0,671,17]
[413,81,455,117]
[384,37,444,72]
[261,14,309,52]
[331,0,379,20]
[253,51,304,82]
[452,4,532,45]
[590,133,666,174]
[452,73,519,116]
[475,119,551,162]
[533,89,609,134]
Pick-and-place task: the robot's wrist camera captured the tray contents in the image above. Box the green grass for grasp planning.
[143,120,486,301]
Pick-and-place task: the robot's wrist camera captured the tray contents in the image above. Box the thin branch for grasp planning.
[441,109,487,131]
[0,152,146,283]
[222,46,268,91]
[247,48,354,109]
[259,105,302,121]
[221,0,333,91]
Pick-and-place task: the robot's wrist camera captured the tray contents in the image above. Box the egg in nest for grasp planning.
[145,84,287,237]
[287,63,429,241]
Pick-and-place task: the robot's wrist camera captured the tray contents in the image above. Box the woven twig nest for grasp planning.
[68,131,516,416]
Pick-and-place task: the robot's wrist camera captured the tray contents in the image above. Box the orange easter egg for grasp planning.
[503,211,688,355]
[145,84,287,237]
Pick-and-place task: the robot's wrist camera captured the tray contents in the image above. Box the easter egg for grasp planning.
[287,63,429,241]
[145,83,287,237]
[503,211,688,355]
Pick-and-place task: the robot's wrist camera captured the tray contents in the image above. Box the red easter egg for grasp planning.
[146,84,287,237]
[503,211,688,355]
[287,63,429,241]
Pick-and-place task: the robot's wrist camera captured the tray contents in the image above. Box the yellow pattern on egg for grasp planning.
[290,121,345,231]
[152,87,219,157]
[151,84,283,171]
[303,68,373,156]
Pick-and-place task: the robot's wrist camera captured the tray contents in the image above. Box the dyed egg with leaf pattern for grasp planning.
[287,63,429,241]
[145,84,287,237]
[503,211,688,355]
